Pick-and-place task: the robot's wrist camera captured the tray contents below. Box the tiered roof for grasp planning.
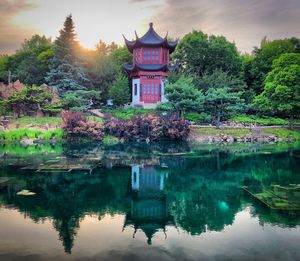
[123,22,178,53]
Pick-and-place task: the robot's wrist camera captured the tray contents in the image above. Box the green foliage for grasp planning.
[62,90,100,111]
[0,55,9,82]
[193,127,251,138]
[104,107,152,120]
[254,53,300,124]
[89,56,117,100]
[10,116,62,127]
[173,31,242,77]
[46,15,90,96]
[165,75,204,115]
[108,73,130,106]
[233,115,290,125]
[6,35,53,85]
[245,39,297,95]
[183,112,212,124]
[2,86,53,116]
[103,135,120,146]
[262,128,300,140]
[198,69,252,103]
[0,128,64,142]
[41,102,62,116]
[201,70,246,127]
[155,102,173,112]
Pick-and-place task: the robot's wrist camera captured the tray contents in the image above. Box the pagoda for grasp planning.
[123,23,179,108]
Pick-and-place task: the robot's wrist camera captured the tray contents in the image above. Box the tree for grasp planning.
[245,38,296,95]
[0,55,9,82]
[254,53,300,127]
[62,90,101,111]
[46,15,90,96]
[86,44,130,102]
[202,70,246,128]
[3,86,53,117]
[173,31,242,78]
[108,73,130,106]
[165,75,204,117]
[4,35,53,85]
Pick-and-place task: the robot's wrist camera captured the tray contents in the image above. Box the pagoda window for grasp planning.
[143,48,160,63]
[134,84,137,95]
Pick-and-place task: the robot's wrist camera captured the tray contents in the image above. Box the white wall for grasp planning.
[161,79,168,103]
[132,78,140,104]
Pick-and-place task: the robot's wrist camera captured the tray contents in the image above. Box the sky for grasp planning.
[1,0,300,54]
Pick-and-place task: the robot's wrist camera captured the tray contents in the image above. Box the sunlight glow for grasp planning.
[12,0,164,49]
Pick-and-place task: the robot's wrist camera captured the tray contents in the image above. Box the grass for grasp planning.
[87,115,103,123]
[0,128,64,142]
[183,112,211,123]
[10,116,62,127]
[233,115,296,126]
[104,107,154,120]
[262,128,300,140]
[193,127,251,138]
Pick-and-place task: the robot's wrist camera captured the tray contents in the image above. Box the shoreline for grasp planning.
[0,125,299,145]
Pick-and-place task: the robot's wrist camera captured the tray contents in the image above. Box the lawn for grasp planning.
[103,107,154,120]
[232,115,300,126]
[10,116,62,127]
[262,128,300,140]
[193,127,251,138]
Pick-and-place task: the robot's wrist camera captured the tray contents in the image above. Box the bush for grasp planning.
[61,111,104,140]
[104,113,190,142]
[162,115,190,140]
[184,112,212,124]
[156,102,173,112]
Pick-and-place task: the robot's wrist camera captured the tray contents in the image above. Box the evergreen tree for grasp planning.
[165,75,204,117]
[46,15,90,96]
[202,70,246,128]
[108,73,130,106]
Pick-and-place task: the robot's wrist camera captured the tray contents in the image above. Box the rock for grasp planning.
[20,137,35,146]
[17,189,36,196]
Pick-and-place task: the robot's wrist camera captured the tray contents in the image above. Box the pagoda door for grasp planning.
[141,78,161,103]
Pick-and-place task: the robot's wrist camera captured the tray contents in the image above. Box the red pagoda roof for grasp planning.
[124,63,179,73]
[123,23,178,53]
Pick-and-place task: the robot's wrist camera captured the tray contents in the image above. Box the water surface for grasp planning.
[0,142,300,261]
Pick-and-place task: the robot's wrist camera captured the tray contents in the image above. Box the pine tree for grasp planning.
[46,15,90,97]
[108,73,130,106]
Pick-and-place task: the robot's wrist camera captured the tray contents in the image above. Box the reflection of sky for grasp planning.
[1,207,300,261]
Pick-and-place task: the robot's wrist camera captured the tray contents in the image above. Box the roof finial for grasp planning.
[149,22,153,28]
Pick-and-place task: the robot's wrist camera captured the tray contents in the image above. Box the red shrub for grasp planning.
[61,111,103,140]
[162,115,190,140]
[104,113,190,142]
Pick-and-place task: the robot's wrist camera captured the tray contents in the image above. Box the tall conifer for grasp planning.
[46,15,90,96]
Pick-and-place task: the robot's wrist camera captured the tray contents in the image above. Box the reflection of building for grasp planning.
[123,165,173,244]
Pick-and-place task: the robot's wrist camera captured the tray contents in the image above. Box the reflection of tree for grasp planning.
[0,167,131,253]
[0,142,299,252]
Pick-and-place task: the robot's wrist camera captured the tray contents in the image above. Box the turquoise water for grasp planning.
[0,142,300,261]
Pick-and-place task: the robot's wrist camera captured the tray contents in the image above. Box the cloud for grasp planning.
[151,0,300,52]
[0,0,36,54]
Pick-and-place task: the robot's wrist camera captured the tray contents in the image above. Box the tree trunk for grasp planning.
[289,115,294,130]
[216,110,221,129]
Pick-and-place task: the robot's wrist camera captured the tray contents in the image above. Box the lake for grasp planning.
[0,142,300,261]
